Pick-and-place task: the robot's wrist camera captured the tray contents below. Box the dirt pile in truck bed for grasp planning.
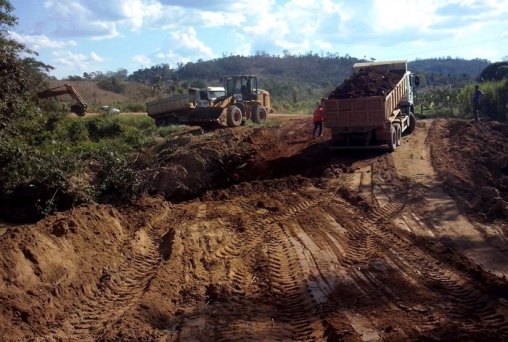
[328,69,403,99]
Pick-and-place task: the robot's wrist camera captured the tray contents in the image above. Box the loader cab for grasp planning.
[223,75,258,101]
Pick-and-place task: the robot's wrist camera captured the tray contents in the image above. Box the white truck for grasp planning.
[323,60,419,151]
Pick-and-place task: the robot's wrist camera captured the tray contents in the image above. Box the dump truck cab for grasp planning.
[206,86,226,101]
[190,86,226,107]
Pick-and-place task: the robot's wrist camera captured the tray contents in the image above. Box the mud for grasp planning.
[1,116,508,341]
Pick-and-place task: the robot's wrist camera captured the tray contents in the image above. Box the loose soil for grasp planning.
[1,115,508,341]
[328,69,403,99]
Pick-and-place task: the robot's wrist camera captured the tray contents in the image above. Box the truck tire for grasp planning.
[393,123,401,146]
[407,112,416,134]
[252,106,267,123]
[388,124,397,152]
[226,106,242,127]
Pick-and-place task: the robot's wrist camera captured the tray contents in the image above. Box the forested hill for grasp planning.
[126,55,490,92]
[410,58,489,87]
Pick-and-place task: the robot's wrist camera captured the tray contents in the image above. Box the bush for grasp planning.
[85,115,124,141]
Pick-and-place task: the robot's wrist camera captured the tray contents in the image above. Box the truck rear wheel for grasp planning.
[155,118,164,127]
[393,123,401,146]
[226,106,242,127]
[252,106,267,123]
[388,124,397,152]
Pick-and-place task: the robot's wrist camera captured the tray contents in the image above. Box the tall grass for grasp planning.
[457,80,508,121]
[416,79,507,121]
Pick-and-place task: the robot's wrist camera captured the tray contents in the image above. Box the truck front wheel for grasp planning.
[407,112,416,134]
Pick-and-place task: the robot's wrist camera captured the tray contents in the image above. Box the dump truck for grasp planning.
[323,60,419,151]
[146,75,272,128]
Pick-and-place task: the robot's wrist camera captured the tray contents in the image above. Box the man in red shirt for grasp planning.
[313,102,324,139]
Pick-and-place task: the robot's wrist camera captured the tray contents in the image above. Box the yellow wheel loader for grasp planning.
[146,75,273,128]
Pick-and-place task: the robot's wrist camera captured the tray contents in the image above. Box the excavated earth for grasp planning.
[328,70,402,99]
[1,116,508,341]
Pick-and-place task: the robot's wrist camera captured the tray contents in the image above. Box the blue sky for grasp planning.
[8,0,508,79]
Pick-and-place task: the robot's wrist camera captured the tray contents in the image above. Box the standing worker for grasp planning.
[313,101,324,139]
[472,84,485,121]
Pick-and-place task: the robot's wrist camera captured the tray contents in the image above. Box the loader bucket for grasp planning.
[178,107,226,127]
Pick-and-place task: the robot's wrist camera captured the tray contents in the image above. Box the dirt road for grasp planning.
[1,117,508,341]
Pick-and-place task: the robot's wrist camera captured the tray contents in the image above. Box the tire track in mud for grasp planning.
[302,158,508,339]
[205,192,340,341]
[48,203,173,340]
[198,200,279,341]
[360,167,508,339]
[175,199,285,341]
[259,186,384,340]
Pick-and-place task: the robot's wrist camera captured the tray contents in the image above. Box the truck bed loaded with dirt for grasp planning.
[323,60,418,151]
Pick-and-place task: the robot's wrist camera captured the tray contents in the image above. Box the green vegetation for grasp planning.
[1,0,506,222]
[1,0,187,221]
[416,79,508,121]
[0,111,185,221]
[478,62,508,81]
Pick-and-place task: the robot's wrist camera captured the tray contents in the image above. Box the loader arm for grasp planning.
[37,84,88,116]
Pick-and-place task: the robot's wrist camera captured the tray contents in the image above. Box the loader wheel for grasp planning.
[252,106,267,123]
[407,112,416,134]
[226,106,242,127]
[388,124,397,152]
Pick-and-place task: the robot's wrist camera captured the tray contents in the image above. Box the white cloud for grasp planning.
[371,0,443,32]
[132,54,152,68]
[168,27,214,58]
[235,0,348,55]
[51,50,104,75]
[7,31,76,50]
[42,0,129,38]
[90,52,104,62]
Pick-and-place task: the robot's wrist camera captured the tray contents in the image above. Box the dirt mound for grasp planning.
[0,198,169,339]
[429,119,508,221]
[149,118,330,201]
[328,69,403,99]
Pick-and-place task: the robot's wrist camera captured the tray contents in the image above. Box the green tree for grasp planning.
[0,0,52,128]
[478,62,508,81]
